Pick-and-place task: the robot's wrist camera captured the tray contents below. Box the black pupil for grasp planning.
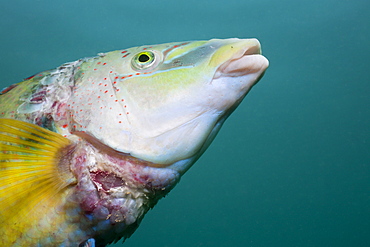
[138,54,150,63]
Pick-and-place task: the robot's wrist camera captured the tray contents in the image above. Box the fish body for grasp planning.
[0,38,268,246]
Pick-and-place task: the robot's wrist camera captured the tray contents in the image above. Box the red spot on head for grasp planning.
[24,74,36,81]
[0,84,18,94]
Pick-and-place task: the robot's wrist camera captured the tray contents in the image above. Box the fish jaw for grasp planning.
[165,39,269,173]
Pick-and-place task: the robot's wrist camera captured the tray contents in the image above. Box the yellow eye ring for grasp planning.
[131,51,162,71]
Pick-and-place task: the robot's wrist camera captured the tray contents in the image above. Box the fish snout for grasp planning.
[213,38,269,80]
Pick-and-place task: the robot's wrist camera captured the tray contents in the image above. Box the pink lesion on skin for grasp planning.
[90,171,125,191]
[132,174,149,184]
[29,89,48,103]
[70,150,100,214]
[104,155,154,188]
[65,136,180,237]
[104,154,179,192]
[72,132,179,191]
[54,102,68,120]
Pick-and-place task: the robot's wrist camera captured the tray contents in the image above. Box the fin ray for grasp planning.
[0,118,77,240]
[0,133,57,152]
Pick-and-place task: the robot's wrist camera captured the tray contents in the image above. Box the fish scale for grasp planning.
[0,38,268,246]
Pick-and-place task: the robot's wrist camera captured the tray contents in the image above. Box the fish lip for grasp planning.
[213,41,269,79]
[242,41,262,56]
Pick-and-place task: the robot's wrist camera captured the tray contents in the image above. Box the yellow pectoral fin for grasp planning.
[0,118,77,242]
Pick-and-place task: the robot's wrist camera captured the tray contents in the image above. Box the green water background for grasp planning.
[0,0,369,246]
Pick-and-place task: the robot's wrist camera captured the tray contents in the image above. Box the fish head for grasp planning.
[71,38,269,172]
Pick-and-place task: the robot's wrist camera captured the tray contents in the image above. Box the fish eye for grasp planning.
[138,53,150,62]
[131,51,162,71]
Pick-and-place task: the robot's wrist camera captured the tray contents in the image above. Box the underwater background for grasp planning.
[0,0,369,246]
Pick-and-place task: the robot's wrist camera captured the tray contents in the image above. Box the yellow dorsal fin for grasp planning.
[0,118,77,237]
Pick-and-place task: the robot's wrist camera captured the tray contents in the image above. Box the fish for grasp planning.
[0,38,269,246]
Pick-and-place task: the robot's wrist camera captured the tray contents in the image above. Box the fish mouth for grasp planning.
[213,39,269,79]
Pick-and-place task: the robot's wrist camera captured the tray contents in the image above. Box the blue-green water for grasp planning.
[1,0,369,246]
